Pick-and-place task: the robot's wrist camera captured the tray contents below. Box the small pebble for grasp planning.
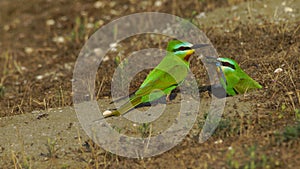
[110,43,118,51]
[154,1,162,7]
[52,36,65,43]
[196,12,206,19]
[274,68,283,73]
[103,56,110,62]
[36,75,44,80]
[3,25,10,31]
[284,7,293,13]
[94,1,104,9]
[214,139,223,144]
[46,19,55,26]
[86,23,94,29]
[25,47,34,54]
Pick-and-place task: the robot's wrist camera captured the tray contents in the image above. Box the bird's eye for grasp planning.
[173,46,191,52]
[221,61,236,70]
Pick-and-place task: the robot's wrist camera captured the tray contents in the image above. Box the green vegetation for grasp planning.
[44,138,59,159]
[276,122,300,143]
[138,123,151,138]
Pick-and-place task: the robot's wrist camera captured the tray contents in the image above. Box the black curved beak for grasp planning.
[203,56,219,64]
[191,43,211,49]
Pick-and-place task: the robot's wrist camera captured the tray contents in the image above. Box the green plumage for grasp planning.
[104,40,194,117]
[217,57,262,96]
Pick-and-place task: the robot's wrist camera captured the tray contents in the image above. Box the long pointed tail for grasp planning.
[245,75,263,89]
[234,77,262,94]
[103,97,142,118]
[109,91,136,104]
[252,79,262,89]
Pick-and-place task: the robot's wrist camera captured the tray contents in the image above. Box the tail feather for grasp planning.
[234,78,262,94]
[109,91,136,104]
[246,78,262,89]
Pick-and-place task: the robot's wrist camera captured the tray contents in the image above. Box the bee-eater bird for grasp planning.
[216,57,262,96]
[103,40,210,118]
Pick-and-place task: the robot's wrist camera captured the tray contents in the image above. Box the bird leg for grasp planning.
[166,94,171,102]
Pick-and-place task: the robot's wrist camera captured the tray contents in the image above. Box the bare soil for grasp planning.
[0,0,299,168]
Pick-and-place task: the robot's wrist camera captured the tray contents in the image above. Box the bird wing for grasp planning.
[134,64,189,102]
[223,72,241,96]
[140,54,187,88]
[234,76,262,94]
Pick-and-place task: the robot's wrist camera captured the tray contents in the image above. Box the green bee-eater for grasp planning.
[216,57,262,96]
[103,40,209,117]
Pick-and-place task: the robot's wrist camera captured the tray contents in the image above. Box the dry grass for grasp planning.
[0,0,299,168]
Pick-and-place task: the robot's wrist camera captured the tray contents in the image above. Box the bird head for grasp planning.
[216,57,239,73]
[167,40,210,61]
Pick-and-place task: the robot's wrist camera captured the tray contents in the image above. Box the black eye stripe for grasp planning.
[173,46,192,52]
[221,61,236,70]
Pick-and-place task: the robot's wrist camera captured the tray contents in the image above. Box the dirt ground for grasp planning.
[0,0,299,168]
